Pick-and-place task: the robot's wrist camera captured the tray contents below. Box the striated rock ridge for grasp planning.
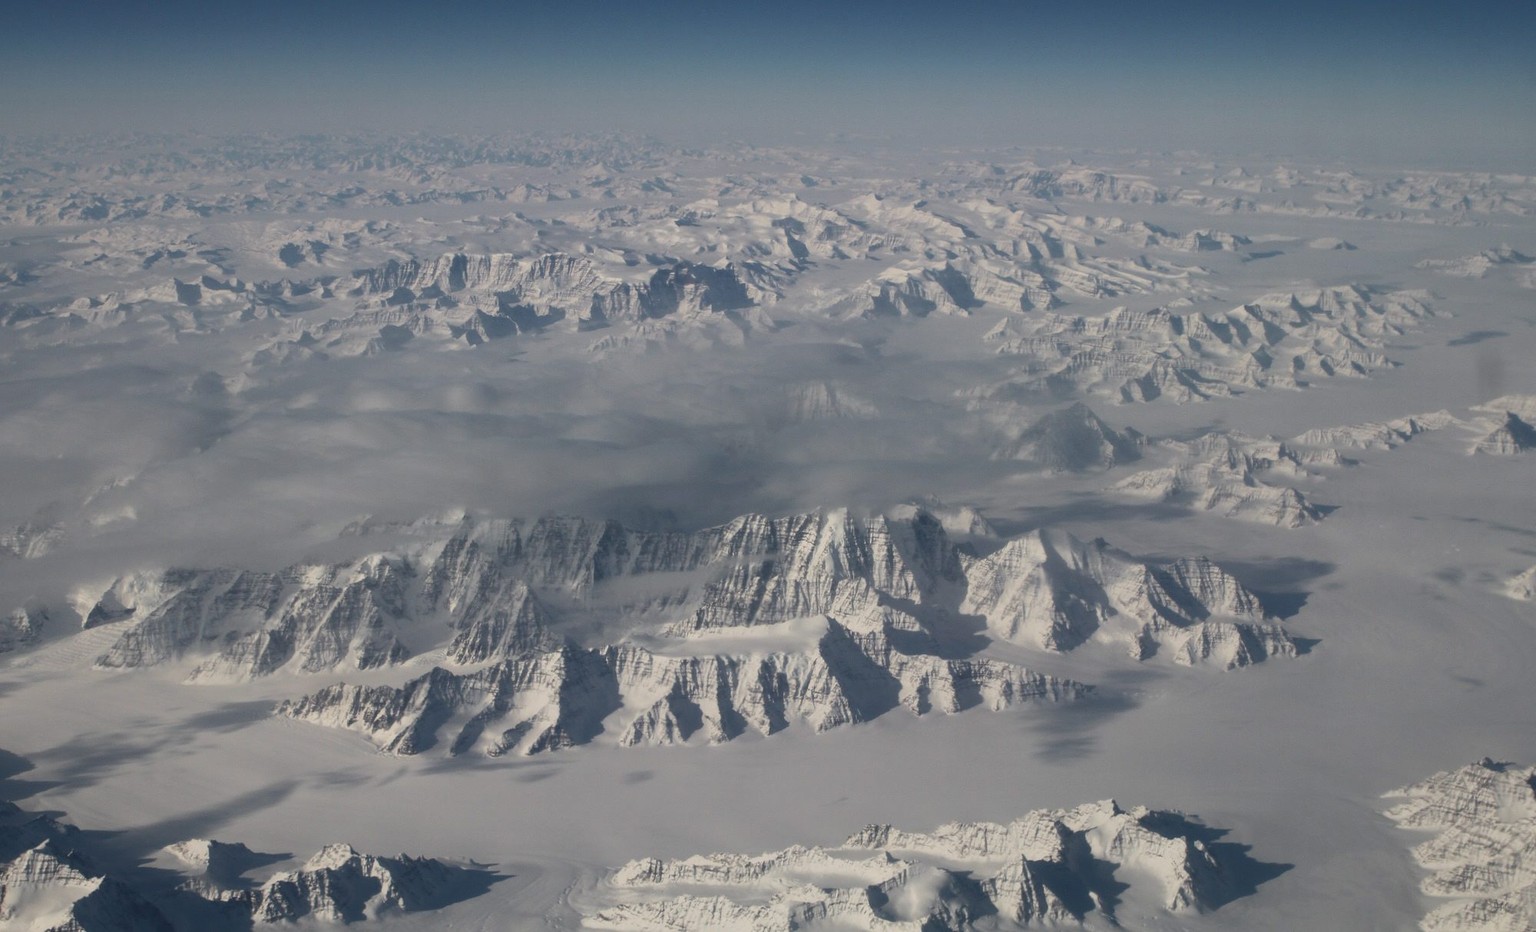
[277,617,1084,757]
[1462,397,1536,456]
[1115,430,1338,528]
[1067,216,1251,253]
[276,516,1290,756]
[891,500,997,541]
[345,251,763,331]
[161,838,262,896]
[980,285,1434,404]
[1385,759,1536,931]
[1506,566,1536,602]
[995,402,1143,471]
[845,800,1235,915]
[1416,245,1533,278]
[1472,395,1536,424]
[491,509,957,611]
[220,844,464,924]
[243,249,782,359]
[412,506,971,638]
[0,601,46,654]
[0,792,477,929]
[1,799,79,866]
[783,381,879,422]
[750,197,1206,321]
[1177,228,1252,251]
[81,517,599,678]
[78,506,1292,690]
[1179,482,1322,529]
[830,265,977,319]
[1119,466,1324,528]
[1470,412,1536,456]
[0,513,65,561]
[0,802,172,932]
[83,507,979,677]
[953,203,1205,300]
[1006,166,1168,203]
[585,800,1255,930]
[443,579,557,665]
[589,869,959,932]
[0,841,171,932]
[960,529,1293,667]
[610,844,909,889]
[657,508,969,636]
[1293,410,1461,450]
[87,558,415,680]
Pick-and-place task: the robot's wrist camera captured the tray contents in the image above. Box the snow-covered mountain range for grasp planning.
[0,132,1531,930]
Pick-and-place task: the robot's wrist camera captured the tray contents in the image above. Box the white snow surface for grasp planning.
[0,134,1533,930]
[581,799,1253,930]
[1386,760,1536,931]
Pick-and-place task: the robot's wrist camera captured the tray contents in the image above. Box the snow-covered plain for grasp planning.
[0,134,1533,929]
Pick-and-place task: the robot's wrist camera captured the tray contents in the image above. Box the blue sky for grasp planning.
[2,0,1531,166]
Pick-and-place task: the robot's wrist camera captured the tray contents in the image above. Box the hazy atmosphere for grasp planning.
[5,0,1534,164]
[1,2,1534,931]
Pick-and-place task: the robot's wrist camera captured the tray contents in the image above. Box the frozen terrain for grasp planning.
[578,800,1278,930]
[1385,760,1536,931]
[0,133,1533,929]
[0,790,490,930]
